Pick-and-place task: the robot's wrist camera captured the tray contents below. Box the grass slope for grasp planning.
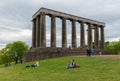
[0,56,120,81]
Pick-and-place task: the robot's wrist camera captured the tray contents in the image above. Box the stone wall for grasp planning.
[23,47,87,62]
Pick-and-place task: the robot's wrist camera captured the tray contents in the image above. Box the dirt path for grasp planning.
[95,55,120,60]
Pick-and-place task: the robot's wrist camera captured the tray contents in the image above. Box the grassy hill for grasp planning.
[0,56,120,81]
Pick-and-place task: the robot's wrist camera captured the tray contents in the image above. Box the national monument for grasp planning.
[23,7,105,62]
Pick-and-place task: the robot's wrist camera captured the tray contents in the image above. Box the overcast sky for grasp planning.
[0,0,120,49]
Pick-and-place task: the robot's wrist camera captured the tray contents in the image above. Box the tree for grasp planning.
[105,40,120,54]
[6,41,29,64]
[0,41,29,65]
[0,48,13,66]
[7,41,28,64]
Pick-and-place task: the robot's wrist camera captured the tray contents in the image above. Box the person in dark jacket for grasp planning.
[87,47,91,56]
[66,59,76,69]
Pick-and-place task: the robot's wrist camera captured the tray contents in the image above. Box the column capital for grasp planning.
[40,12,46,15]
[70,19,76,22]
[99,25,105,28]
[49,14,56,17]
[78,21,84,23]
[61,17,66,20]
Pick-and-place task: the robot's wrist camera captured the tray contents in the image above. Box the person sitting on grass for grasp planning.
[66,59,76,69]
[31,61,39,67]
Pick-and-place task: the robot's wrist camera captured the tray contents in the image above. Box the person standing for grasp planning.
[86,47,89,56]
[91,48,95,56]
[87,47,92,56]
[57,48,61,56]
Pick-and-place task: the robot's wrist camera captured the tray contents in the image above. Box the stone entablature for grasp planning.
[32,7,105,26]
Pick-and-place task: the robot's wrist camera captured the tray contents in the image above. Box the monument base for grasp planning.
[23,47,87,62]
[23,47,109,62]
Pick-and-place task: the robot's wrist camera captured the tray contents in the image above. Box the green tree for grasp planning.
[0,41,29,64]
[0,48,13,65]
[105,40,120,54]
[7,41,29,64]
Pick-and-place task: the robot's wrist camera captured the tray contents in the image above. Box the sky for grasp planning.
[0,0,120,49]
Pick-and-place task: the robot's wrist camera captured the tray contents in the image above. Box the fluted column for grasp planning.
[94,25,99,49]
[41,13,46,47]
[51,15,56,47]
[62,18,67,48]
[32,19,36,48]
[80,21,85,47]
[72,20,76,48]
[100,26,105,50]
[87,23,92,48]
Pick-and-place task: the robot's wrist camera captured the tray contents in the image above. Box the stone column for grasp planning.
[87,23,92,49]
[94,25,99,49]
[80,21,85,47]
[72,20,77,48]
[62,18,67,48]
[36,15,40,47]
[39,15,42,47]
[41,13,46,47]
[32,19,36,48]
[51,15,56,47]
[100,26,105,50]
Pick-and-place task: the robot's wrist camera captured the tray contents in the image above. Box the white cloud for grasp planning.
[0,29,31,41]
[0,0,120,49]
[0,29,31,49]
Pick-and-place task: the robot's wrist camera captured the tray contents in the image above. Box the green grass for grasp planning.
[0,56,120,81]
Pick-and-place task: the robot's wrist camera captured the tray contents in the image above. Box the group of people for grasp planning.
[31,61,39,67]
[26,59,78,69]
[26,61,39,68]
[86,47,95,56]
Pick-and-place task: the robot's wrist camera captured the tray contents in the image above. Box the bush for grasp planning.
[105,40,120,54]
